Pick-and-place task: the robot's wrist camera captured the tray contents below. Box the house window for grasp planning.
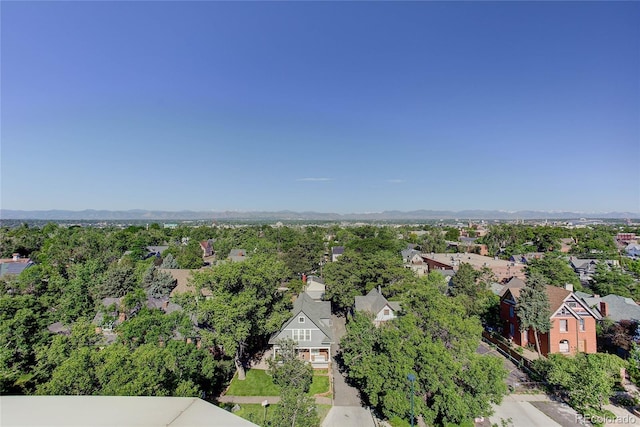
[292,330,311,341]
[509,306,514,318]
[579,318,585,331]
[298,316,305,323]
[310,348,319,355]
[509,323,515,337]
[560,319,568,332]
[559,340,570,353]
[568,301,577,308]
[383,309,390,316]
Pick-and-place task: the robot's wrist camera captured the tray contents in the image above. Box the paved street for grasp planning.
[488,394,565,427]
[322,314,375,427]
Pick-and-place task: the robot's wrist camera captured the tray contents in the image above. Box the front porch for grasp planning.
[297,347,331,368]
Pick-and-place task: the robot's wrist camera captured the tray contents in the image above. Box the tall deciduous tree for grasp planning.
[191,254,291,380]
[268,338,319,427]
[516,272,551,356]
[340,282,507,425]
[526,255,580,289]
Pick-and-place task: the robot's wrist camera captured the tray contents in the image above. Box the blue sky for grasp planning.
[2,1,639,214]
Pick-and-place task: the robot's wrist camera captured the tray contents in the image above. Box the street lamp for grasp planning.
[407,373,416,427]
[261,400,269,426]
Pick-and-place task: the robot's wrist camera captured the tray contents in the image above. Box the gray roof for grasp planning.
[580,293,640,322]
[228,249,248,262]
[355,288,401,315]
[47,322,71,335]
[0,261,34,277]
[293,292,331,321]
[570,258,598,270]
[145,297,183,314]
[270,293,333,344]
[0,396,258,427]
[498,277,526,297]
[401,248,421,261]
[331,246,345,255]
[490,282,505,296]
[229,249,247,257]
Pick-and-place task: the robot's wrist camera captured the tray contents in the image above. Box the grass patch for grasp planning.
[225,369,280,396]
[309,375,330,396]
[219,403,333,426]
[226,369,330,397]
[388,415,411,427]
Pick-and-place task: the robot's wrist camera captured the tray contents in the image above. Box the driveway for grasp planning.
[322,314,375,427]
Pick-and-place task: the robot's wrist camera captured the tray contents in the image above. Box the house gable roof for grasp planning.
[270,293,333,344]
[355,288,401,316]
[503,284,600,320]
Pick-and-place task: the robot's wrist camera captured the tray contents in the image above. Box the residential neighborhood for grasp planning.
[2,219,640,426]
[2,0,638,425]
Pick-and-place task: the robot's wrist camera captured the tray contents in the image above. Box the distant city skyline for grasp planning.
[2,2,639,214]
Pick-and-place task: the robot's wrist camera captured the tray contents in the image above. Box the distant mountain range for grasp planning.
[1,209,638,221]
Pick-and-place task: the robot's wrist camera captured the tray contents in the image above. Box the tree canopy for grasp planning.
[340,277,507,425]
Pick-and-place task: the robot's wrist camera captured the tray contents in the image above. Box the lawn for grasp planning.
[225,369,331,397]
[219,403,333,426]
[309,375,330,396]
[225,369,280,396]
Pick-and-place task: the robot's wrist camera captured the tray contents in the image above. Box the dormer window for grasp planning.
[298,316,305,323]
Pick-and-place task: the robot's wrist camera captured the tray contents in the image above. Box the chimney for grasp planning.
[118,312,126,323]
[302,274,307,283]
[163,300,169,310]
[378,285,382,295]
[12,253,19,261]
[600,301,608,317]
[564,284,574,292]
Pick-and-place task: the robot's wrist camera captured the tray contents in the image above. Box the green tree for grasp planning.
[269,338,313,391]
[516,272,551,356]
[191,254,291,379]
[536,353,624,413]
[340,282,507,425]
[419,229,447,253]
[160,253,179,269]
[268,338,319,427]
[324,250,413,314]
[37,347,97,395]
[526,255,580,289]
[444,227,460,241]
[142,266,177,298]
[590,262,637,299]
[96,262,137,299]
[177,241,204,269]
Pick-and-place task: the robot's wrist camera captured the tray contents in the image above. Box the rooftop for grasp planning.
[0,396,257,427]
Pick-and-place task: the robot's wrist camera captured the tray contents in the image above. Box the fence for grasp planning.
[481,331,543,380]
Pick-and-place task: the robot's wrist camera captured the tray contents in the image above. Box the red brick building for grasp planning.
[500,283,600,355]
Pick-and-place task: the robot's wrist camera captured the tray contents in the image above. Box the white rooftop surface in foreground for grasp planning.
[0,396,258,427]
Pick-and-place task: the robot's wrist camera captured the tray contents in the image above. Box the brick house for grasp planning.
[500,283,600,355]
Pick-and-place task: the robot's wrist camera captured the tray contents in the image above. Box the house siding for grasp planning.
[374,306,396,324]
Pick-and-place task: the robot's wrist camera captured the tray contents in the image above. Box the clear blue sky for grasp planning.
[2,1,639,214]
